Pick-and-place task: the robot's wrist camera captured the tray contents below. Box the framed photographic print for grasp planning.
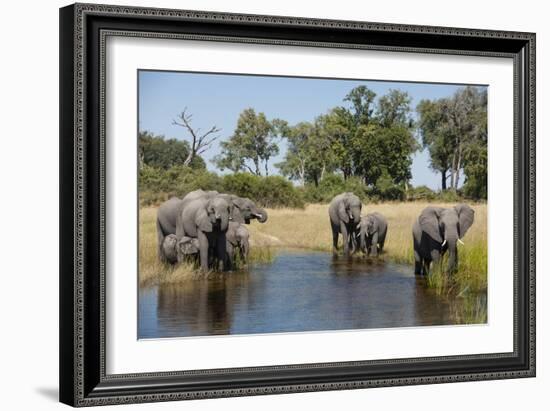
[59,3,536,407]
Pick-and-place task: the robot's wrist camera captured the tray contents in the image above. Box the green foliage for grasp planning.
[222,173,304,208]
[462,142,488,200]
[406,185,436,201]
[417,86,487,197]
[139,164,222,205]
[276,86,417,189]
[344,85,377,125]
[214,108,284,176]
[376,89,414,128]
[372,169,406,201]
[140,167,304,208]
[138,131,206,170]
[276,121,337,186]
[302,174,370,203]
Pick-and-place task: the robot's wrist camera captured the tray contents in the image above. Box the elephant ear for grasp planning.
[455,204,475,238]
[337,199,349,224]
[419,207,444,243]
[196,203,213,233]
[234,198,249,224]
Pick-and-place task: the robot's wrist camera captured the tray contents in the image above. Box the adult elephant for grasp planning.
[412,204,475,275]
[175,195,231,271]
[328,192,362,257]
[358,212,388,257]
[182,190,268,225]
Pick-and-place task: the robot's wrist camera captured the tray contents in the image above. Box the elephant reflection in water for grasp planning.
[156,281,232,336]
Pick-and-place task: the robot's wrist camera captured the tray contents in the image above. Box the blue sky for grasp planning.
[138,70,483,189]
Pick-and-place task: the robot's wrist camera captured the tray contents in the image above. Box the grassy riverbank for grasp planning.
[139,202,487,297]
[139,207,275,286]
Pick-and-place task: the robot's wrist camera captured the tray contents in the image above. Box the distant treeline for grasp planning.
[140,165,474,208]
[139,84,487,207]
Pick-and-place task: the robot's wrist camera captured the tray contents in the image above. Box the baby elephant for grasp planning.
[225,222,250,270]
[161,234,200,264]
[358,212,388,257]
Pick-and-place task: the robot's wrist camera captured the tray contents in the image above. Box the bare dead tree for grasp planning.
[172,108,221,166]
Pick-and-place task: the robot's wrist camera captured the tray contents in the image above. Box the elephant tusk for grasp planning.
[458,239,465,245]
[441,239,447,247]
[253,213,262,219]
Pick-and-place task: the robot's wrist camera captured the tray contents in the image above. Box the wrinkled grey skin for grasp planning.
[358,212,388,257]
[182,189,268,225]
[175,196,231,272]
[156,197,184,263]
[161,234,179,264]
[176,236,200,264]
[412,204,475,275]
[328,192,362,257]
[225,222,250,270]
[156,190,266,262]
[161,234,200,264]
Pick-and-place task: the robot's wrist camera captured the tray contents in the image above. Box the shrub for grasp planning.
[437,189,463,203]
[369,170,406,201]
[222,173,304,208]
[407,185,436,201]
[302,174,360,203]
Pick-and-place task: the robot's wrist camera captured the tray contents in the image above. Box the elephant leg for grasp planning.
[217,233,228,272]
[414,249,422,275]
[340,222,349,257]
[332,226,339,256]
[379,234,386,253]
[156,219,167,263]
[349,230,356,254]
[197,231,209,272]
[225,242,235,271]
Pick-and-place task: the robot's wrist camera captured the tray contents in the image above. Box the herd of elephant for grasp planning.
[330,192,475,275]
[156,189,268,272]
[156,189,475,276]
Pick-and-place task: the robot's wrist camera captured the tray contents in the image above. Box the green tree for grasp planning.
[344,85,377,125]
[276,120,337,186]
[138,131,205,170]
[417,99,453,190]
[376,89,414,128]
[214,108,283,176]
[320,107,356,179]
[417,86,487,196]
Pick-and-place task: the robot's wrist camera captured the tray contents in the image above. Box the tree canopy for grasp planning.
[276,86,418,191]
[213,108,284,176]
[417,86,487,197]
[138,131,206,170]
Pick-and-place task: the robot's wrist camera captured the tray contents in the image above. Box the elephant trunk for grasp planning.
[241,238,250,261]
[351,207,361,223]
[219,214,229,232]
[445,238,458,274]
[254,207,268,223]
[359,230,366,253]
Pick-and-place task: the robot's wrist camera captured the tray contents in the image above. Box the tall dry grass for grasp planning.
[139,202,487,295]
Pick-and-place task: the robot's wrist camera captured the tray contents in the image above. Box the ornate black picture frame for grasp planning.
[59,3,535,407]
